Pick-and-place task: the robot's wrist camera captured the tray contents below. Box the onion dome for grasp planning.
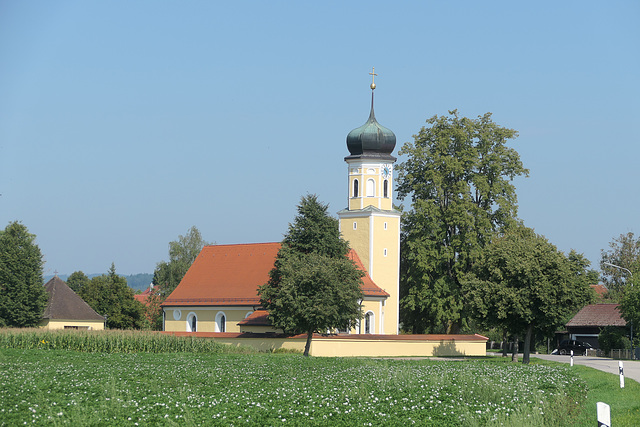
[346,80,396,160]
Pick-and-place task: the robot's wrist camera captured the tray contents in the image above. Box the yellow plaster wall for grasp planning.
[239,324,281,334]
[370,214,400,334]
[164,307,253,333]
[40,319,104,330]
[341,217,371,272]
[310,338,486,357]
[196,335,486,357]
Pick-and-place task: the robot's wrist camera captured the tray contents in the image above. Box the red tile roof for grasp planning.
[238,310,270,326]
[134,285,154,306]
[590,284,608,299]
[566,303,627,327]
[162,243,389,307]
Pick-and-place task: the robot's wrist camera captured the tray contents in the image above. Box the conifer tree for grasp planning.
[0,221,48,327]
[259,195,363,356]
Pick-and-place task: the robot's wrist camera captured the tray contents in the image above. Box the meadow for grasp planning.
[1,329,639,426]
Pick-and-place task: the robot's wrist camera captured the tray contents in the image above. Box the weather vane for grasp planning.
[369,67,377,90]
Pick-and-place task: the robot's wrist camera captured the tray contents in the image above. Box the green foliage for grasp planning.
[463,226,595,363]
[142,287,164,331]
[619,279,640,328]
[66,271,90,293]
[598,326,630,355]
[600,232,640,301]
[153,226,209,298]
[259,195,363,356]
[0,328,253,354]
[0,221,48,327]
[79,263,145,329]
[396,111,528,333]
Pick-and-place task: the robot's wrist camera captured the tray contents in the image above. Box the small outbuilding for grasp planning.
[40,276,105,330]
[565,303,627,348]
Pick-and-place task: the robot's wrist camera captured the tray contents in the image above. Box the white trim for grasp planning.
[369,215,374,277]
[245,311,253,318]
[186,312,197,332]
[215,311,227,333]
[364,311,375,334]
[379,300,384,334]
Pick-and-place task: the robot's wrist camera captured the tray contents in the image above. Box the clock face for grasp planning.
[382,164,392,179]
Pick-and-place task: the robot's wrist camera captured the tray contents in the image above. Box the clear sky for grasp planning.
[1,1,638,276]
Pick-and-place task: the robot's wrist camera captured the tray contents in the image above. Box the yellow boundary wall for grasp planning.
[166,332,487,357]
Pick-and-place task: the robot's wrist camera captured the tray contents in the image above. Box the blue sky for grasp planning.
[1,1,638,276]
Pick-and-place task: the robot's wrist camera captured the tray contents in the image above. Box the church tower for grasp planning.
[338,70,401,334]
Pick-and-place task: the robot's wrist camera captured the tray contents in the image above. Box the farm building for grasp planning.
[40,276,105,330]
[566,303,628,348]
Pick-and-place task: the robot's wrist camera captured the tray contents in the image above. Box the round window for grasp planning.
[173,309,182,320]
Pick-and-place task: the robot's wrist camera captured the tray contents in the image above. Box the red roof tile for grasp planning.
[590,284,608,299]
[566,303,627,327]
[162,243,389,307]
[238,310,271,326]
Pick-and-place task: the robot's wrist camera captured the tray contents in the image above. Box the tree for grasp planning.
[396,110,528,333]
[79,263,145,329]
[153,226,210,298]
[0,221,48,327]
[66,271,91,293]
[258,195,363,356]
[618,277,640,348]
[601,232,640,300]
[463,226,595,364]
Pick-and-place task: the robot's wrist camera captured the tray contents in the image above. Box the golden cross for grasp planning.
[369,67,377,89]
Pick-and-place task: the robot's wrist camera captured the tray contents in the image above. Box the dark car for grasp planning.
[558,339,592,356]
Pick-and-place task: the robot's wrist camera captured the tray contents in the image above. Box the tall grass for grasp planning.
[0,328,254,354]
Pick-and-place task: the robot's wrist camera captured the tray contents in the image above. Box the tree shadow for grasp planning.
[431,340,466,357]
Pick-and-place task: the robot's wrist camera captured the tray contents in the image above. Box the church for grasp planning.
[161,74,487,356]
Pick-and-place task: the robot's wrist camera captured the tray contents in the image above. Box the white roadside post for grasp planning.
[570,350,574,366]
[619,361,625,388]
[597,402,611,427]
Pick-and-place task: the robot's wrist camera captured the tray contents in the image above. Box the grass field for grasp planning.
[1,330,639,426]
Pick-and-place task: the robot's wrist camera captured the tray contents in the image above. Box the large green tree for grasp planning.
[618,276,640,348]
[258,195,363,356]
[79,263,145,329]
[600,232,640,300]
[463,226,595,364]
[396,110,528,333]
[66,271,91,293]
[153,226,210,298]
[0,221,48,327]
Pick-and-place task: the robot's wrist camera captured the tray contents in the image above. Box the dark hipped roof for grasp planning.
[566,303,627,328]
[42,276,104,321]
[162,242,389,307]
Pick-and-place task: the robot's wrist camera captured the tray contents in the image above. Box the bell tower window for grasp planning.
[383,179,389,198]
[353,179,359,198]
[366,179,375,197]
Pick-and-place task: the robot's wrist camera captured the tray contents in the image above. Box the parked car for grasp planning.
[557,339,592,356]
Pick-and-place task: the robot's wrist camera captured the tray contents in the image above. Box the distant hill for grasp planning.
[43,273,153,293]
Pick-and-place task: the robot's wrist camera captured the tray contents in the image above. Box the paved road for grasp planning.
[531,354,640,384]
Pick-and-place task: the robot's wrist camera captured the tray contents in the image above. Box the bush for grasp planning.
[598,326,630,354]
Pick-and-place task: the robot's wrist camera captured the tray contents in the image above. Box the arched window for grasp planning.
[353,179,359,197]
[364,311,375,334]
[366,179,375,197]
[215,311,226,333]
[383,179,389,198]
[186,312,197,332]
